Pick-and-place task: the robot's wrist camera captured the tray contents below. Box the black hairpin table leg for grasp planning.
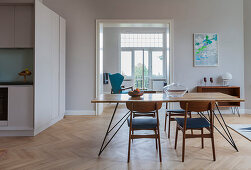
[198,103,238,152]
[98,103,130,156]
[215,103,238,151]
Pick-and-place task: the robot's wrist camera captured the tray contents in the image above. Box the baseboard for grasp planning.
[34,114,64,136]
[189,108,251,115]
[239,109,251,114]
[215,108,249,114]
[0,130,34,136]
[65,110,96,116]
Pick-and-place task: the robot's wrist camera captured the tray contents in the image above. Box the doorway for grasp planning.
[96,20,173,115]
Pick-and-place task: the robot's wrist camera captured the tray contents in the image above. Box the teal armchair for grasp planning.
[108,73,133,94]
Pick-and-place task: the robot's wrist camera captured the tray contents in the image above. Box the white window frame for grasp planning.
[119,32,168,89]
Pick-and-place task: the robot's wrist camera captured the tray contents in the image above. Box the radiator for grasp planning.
[152,81,165,91]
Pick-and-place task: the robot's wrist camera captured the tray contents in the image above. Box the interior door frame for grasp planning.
[95,19,174,115]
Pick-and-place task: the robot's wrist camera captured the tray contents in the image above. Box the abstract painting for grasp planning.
[194,33,219,66]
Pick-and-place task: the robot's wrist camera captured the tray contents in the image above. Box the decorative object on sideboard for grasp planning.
[18,68,32,82]
[194,33,219,67]
[210,77,213,86]
[203,77,207,86]
[163,83,187,97]
[222,72,232,86]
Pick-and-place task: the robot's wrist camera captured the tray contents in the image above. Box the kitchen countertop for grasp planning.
[0,82,33,85]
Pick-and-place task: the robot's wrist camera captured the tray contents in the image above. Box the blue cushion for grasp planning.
[167,109,185,113]
[175,118,210,129]
[109,73,124,94]
[127,117,157,129]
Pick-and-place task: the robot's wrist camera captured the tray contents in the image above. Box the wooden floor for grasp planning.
[0,104,251,170]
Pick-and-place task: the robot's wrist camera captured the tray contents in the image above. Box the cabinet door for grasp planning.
[8,86,33,130]
[35,0,61,130]
[59,17,66,116]
[34,1,53,129]
[0,6,14,48]
[51,11,60,120]
[14,5,34,48]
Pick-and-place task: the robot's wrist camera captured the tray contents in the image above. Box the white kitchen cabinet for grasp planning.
[0,5,34,48]
[34,0,54,130]
[14,5,34,48]
[0,86,33,131]
[51,11,60,120]
[0,0,65,136]
[34,0,65,134]
[0,6,15,48]
[8,86,33,130]
[59,17,66,117]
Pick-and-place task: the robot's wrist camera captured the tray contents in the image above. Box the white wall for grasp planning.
[43,0,245,112]
[244,0,251,110]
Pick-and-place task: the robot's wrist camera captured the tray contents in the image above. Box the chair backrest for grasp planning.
[109,73,124,94]
[180,101,215,130]
[126,102,162,113]
[180,101,215,113]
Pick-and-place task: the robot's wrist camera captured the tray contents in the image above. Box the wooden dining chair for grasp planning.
[174,101,216,162]
[164,104,192,138]
[133,91,157,118]
[126,101,162,163]
[164,91,192,138]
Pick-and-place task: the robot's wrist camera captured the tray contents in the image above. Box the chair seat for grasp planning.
[175,118,210,129]
[166,109,185,113]
[127,117,157,129]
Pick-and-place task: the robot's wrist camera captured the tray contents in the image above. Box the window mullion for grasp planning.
[149,50,152,89]
[132,50,135,86]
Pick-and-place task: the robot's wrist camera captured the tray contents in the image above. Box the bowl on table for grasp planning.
[163,83,187,97]
[128,91,144,97]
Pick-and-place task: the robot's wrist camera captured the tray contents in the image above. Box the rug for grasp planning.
[228,124,251,142]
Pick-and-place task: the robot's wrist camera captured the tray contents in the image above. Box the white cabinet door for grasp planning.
[34,0,54,129]
[0,6,14,48]
[35,0,62,131]
[14,5,34,48]
[59,17,66,116]
[51,12,60,120]
[8,86,33,130]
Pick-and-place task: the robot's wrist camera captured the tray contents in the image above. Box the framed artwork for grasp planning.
[194,33,219,67]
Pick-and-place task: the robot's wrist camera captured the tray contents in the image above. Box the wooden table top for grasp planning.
[91,92,245,103]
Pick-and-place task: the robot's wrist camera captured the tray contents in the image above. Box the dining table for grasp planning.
[91,92,245,156]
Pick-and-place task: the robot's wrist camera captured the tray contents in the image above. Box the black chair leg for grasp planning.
[182,132,186,162]
[157,127,162,162]
[128,129,131,162]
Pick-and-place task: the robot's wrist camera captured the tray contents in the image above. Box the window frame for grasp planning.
[119,32,168,86]
[120,50,133,78]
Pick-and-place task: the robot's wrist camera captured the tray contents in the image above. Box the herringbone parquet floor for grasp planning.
[0,104,251,170]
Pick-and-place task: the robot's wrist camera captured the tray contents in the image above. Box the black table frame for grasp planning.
[98,102,238,156]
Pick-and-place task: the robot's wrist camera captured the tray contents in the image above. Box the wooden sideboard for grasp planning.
[197,86,240,108]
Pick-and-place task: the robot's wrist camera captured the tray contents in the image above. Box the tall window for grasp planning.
[120,33,167,90]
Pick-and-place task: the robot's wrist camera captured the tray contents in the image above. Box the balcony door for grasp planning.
[134,50,149,89]
[120,33,167,90]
